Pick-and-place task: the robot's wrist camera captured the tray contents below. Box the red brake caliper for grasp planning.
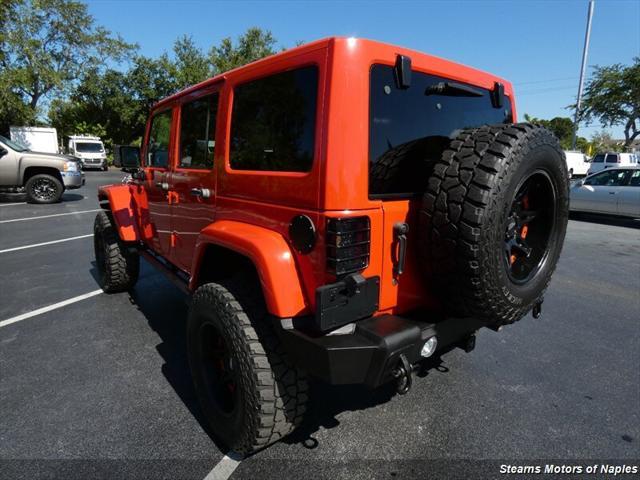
[510,194,530,266]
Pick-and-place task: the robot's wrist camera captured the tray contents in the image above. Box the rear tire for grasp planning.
[187,278,308,454]
[420,123,569,325]
[93,210,139,293]
[25,174,63,204]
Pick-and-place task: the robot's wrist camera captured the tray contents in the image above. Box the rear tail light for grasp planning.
[326,216,370,276]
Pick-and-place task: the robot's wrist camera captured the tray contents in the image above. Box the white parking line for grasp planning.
[0,289,103,329]
[0,234,94,253]
[0,208,100,224]
[203,454,242,480]
[0,202,27,207]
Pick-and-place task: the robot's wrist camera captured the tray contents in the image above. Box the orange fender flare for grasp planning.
[98,184,141,242]
[191,220,307,318]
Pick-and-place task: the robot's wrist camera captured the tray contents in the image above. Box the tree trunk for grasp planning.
[624,117,639,148]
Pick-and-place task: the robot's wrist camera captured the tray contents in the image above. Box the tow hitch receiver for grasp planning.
[392,354,413,394]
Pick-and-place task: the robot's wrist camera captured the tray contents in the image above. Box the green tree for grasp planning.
[209,27,277,74]
[172,35,211,90]
[578,58,640,149]
[0,0,135,121]
[590,130,623,153]
[523,114,586,150]
[49,27,283,151]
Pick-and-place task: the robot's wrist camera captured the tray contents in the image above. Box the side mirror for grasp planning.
[118,145,141,171]
[0,147,7,158]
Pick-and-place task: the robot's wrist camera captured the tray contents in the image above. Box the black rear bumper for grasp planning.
[277,313,487,388]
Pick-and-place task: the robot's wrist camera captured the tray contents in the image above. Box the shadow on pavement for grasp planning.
[60,193,85,202]
[283,354,451,450]
[89,259,453,455]
[570,211,640,229]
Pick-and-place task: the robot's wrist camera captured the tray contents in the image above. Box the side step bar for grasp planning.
[138,248,190,295]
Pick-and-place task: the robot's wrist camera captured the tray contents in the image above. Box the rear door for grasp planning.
[617,170,640,217]
[140,108,175,258]
[170,89,221,273]
[367,64,514,312]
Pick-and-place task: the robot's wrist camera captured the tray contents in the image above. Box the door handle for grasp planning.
[394,222,409,276]
[609,191,616,195]
[155,182,169,190]
[190,187,211,199]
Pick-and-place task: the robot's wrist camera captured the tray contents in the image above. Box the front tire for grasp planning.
[420,124,569,325]
[25,174,63,204]
[93,211,139,293]
[187,278,308,454]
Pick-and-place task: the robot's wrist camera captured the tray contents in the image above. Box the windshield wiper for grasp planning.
[425,81,484,97]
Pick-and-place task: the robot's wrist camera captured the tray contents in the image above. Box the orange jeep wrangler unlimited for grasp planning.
[95,37,568,454]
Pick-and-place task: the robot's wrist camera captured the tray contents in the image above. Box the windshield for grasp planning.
[75,142,104,153]
[0,134,29,152]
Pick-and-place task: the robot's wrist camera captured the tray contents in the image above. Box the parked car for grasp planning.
[67,135,108,171]
[94,37,569,454]
[9,126,59,154]
[570,167,640,218]
[564,150,590,178]
[0,135,84,203]
[587,152,638,176]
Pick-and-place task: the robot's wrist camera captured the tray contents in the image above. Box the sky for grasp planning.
[85,0,640,140]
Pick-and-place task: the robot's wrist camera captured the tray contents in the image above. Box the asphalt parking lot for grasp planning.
[1,170,639,479]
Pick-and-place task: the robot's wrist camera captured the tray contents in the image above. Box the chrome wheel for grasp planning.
[31,178,58,201]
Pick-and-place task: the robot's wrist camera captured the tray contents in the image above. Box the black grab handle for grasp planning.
[394,222,409,276]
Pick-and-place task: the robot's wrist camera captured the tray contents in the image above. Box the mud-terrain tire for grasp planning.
[25,174,64,204]
[93,210,139,293]
[420,123,569,325]
[187,278,308,455]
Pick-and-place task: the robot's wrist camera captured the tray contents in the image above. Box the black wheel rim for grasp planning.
[503,170,556,284]
[199,323,238,416]
[31,178,57,201]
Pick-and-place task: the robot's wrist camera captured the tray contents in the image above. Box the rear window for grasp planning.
[606,154,619,164]
[369,64,512,196]
[230,65,318,172]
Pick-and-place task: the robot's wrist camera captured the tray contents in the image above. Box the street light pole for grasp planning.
[572,0,595,150]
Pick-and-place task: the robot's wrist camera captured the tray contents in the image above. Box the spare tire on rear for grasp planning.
[419,123,569,325]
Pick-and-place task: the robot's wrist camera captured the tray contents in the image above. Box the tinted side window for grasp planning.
[606,154,619,163]
[230,66,318,172]
[179,94,218,170]
[628,170,640,186]
[147,110,172,168]
[369,65,513,196]
[585,169,629,186]
[592,154,605,163]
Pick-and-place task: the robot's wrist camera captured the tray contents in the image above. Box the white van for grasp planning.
[587,152,638,176]
[563,151,590,178]
[68,135,107,171]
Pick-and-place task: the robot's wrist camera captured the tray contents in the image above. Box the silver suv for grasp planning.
[0,135,85,203]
